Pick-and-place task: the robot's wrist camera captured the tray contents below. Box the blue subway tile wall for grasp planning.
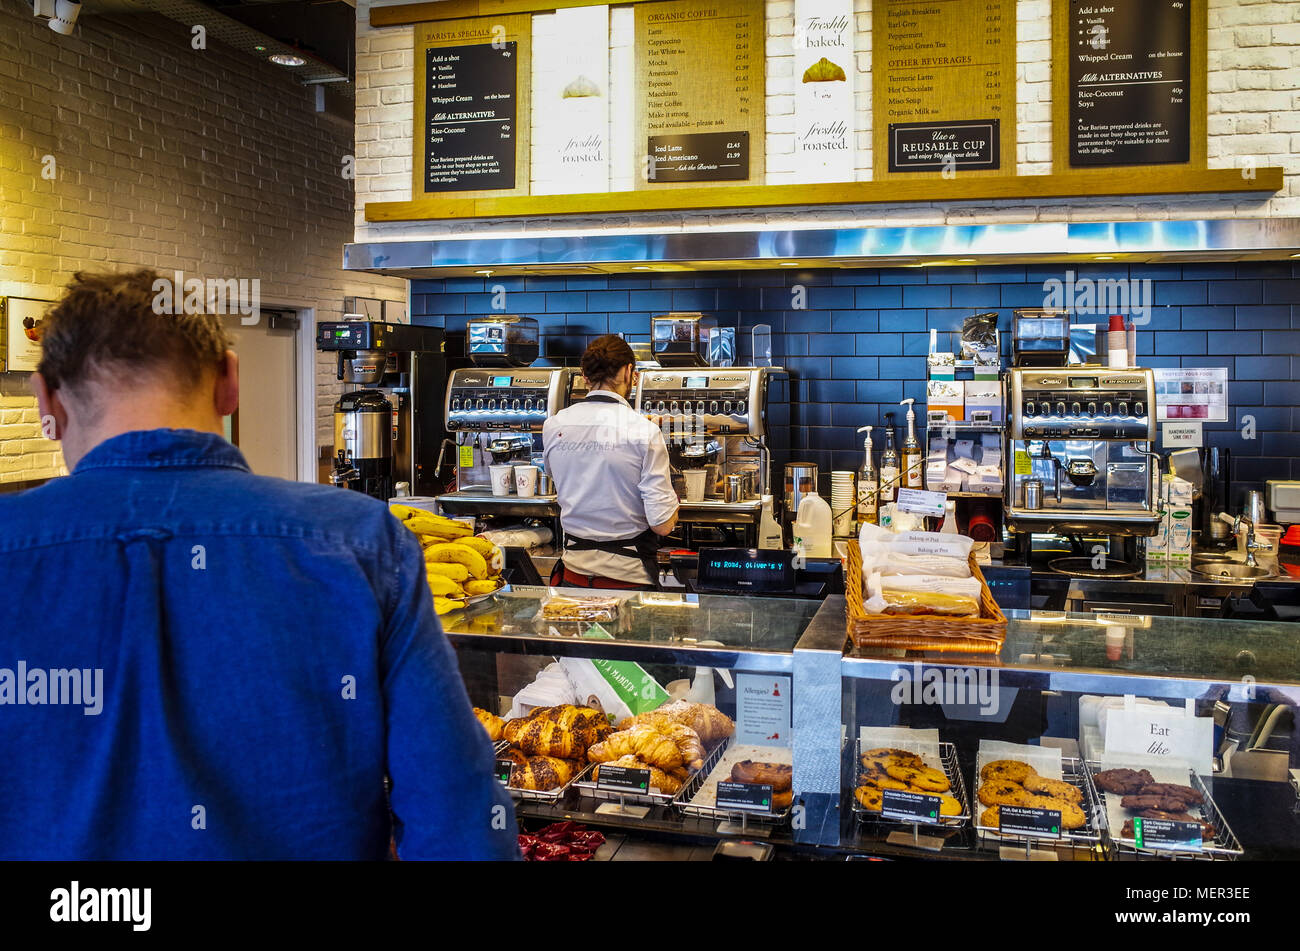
[411,263,1300,503]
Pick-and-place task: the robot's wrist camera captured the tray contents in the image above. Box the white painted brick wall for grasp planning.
[358,0,1300,238]
[0,6,408,480]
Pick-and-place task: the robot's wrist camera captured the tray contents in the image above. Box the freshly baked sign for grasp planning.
[634,0,765,187]
[792,0,855,183]
[872,0,1015,178]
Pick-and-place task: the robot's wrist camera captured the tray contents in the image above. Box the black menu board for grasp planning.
[1068,0,1191,166]
[423,42,518,192]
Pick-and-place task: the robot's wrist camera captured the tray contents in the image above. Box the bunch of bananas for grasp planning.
[389,504,506,615]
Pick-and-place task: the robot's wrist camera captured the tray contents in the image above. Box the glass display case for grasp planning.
[444,588,1300,860]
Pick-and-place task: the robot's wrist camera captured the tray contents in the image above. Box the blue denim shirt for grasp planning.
[0,429,518,860]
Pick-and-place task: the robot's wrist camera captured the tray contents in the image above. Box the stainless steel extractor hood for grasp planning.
[343,217,1300,277]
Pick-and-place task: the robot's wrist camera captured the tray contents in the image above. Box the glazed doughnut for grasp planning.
[1022,774,1083,804]
[885,764,951,792]
[730,760,793,792]
[980,759,1037,784]
[977,779,1027,807]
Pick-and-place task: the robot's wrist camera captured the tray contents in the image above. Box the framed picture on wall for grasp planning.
[2,297,53,373]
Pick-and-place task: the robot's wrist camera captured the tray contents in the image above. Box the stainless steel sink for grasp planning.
[1190,563,1273,581]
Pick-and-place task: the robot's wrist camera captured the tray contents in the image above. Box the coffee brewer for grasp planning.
[316,321,447,500]
[1005,367,1161,576]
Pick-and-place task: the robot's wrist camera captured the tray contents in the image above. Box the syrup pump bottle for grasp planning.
[879,412,899,503]
[855,425,879,526]
[900,397,923,490]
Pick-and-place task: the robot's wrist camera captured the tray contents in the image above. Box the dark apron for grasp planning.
[551,391,662,589]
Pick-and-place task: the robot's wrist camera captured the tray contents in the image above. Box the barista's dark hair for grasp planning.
[581,334,636,387]
[37,269,232,402]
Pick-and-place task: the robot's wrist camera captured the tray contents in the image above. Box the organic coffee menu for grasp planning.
[872,0,1015,177]
[1067,0,1192,166]
[634,0,765,186]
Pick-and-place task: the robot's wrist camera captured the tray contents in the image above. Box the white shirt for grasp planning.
[542,389,678,583]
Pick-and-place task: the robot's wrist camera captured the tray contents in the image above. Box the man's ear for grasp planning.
[214,350,239,418]
[29,372,66,441]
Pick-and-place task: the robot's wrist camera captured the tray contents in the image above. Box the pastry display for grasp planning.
[1099,768,1217,846]
[474,707,505,742]
[495,705,611,792]
[801,56,846,83]
[853,746,958,821]
[506,754,580,792]
[388,505,506,615]
[726,761,794,809]
[974,759,1087,831]
[540,594,622,623]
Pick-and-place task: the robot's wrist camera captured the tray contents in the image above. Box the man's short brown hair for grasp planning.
[37,269,232,399]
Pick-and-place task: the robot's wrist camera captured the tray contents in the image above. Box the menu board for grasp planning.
[872,0,1015,178]
[634,0,765,187]
[1067,0,1191,166]
[413,16,532,197]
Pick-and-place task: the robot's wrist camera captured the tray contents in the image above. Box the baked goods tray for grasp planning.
[974,757,1105,848]
[496,751,583,803]
[850,741,971,827]
[569,747,710,808]
[1090,765,1243,861]
[676,739,794,824]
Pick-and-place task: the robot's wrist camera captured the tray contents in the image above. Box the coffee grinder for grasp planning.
[317,320,447,500]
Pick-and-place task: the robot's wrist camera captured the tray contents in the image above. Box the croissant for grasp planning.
[473,707,505,741]
[587,725,684,771]
[527,704,611,736]
[593,755,683,795]
[802,56,846,83]
[603,717,705,769]
[621,701,735,744]
[503,717,602,759]
[509,755,579,791]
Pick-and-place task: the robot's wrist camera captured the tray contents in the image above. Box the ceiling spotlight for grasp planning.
[1094,255,1115,261]
[632,265,651,270]
[270,53,306,67]
[779,262,800,267]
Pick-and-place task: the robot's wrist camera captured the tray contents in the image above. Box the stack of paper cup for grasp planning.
[830,471,856,538]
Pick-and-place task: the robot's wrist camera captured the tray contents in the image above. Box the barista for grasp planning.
[543,335,678,589]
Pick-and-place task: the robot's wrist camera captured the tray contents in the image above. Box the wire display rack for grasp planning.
[974,757,1107,861]
[677,740,793,834]
[1093,767,1243,862]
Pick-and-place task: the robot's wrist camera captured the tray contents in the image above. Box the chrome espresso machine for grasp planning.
[1005,366,1161,577]
[635,365,790,547]
[316,320,447,500]
[437,316,576,521]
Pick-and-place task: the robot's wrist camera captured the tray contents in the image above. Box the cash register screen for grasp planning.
[696,548,795,593]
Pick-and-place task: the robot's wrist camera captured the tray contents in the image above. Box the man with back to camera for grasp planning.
[0,269,518,860]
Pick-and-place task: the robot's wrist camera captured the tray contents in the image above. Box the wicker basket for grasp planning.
[845,539,1007,654]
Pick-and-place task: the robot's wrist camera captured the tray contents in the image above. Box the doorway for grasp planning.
[223,311,300,481]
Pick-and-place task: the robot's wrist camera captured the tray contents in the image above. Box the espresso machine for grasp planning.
[634,366,790,546]
[316,320,447,500]
[1005,367,1161,577]
[437,315,576,520]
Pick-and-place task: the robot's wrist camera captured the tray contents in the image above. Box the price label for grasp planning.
[716,781,775,813]
[1134,817,1204,853]
[596,764,651,794]
[881,788,944,824]
[495,758,515,786]
[998,804,1062,839]
[895,488,947,517]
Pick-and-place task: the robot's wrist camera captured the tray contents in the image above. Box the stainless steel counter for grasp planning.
[436,489,560,518]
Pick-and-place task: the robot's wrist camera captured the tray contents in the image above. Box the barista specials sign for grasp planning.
[413,17,532,197]
[1067,0,1192,166]
[873,0,1014,178]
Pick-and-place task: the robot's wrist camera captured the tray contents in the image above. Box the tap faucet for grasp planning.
[1034,441,1063,502]
[1234,514,1268,568]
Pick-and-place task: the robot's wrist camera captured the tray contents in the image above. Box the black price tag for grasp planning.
[881,788,944,824]
[596,764,651,794]
[495,759,514,786]
[1134,817,1204,853]
[716,782,775,813]
[998,804,1062,839]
